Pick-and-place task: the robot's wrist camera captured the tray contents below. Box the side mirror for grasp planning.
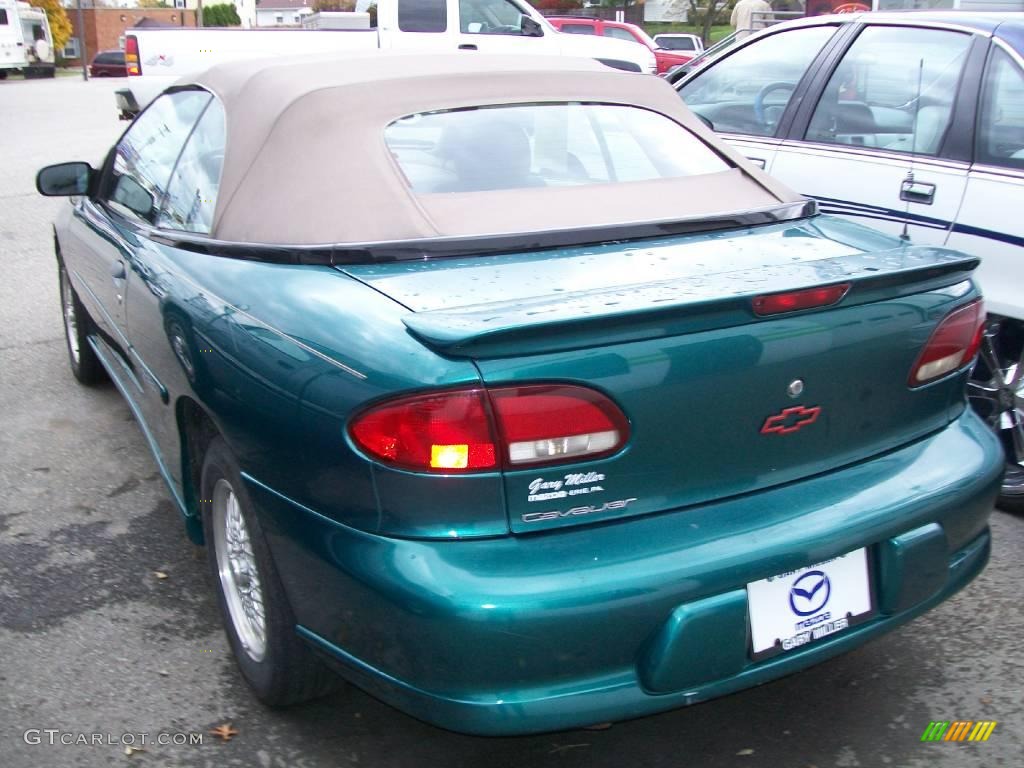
[36,162,93,197]
[521,15,543,38]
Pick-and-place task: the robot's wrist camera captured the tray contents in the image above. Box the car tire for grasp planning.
[201,436,341,705]
[59,261,107,386]
[968,318,1024,513]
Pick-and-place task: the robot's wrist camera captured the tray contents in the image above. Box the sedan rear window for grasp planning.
[385,102,730,194]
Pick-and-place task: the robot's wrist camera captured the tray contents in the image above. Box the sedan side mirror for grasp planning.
[36,162,94,197]
[521,15,543,38]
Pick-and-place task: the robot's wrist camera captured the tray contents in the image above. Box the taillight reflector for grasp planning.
[909,299,985,387]
[753,283,851,316]
[349,385,629,473]
[125,35,141,76]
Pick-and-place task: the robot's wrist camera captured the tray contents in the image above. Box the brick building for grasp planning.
[63,9,198,67]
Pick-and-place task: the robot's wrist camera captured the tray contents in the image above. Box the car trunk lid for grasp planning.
[341,217,979,533]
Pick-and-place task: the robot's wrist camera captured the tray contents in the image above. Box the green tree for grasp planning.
[138,0,171,7]
[203,3,241,27]
[29,0,72,53]
[687,0,730,44]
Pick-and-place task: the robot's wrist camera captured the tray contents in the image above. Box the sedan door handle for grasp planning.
[900,179,936,205]
[110,260,126,280]
[746,157,767,169]
[458,44,478,50]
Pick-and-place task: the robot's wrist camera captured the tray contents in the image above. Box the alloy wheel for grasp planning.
[212,478,267,662]
[968,322,1024,496]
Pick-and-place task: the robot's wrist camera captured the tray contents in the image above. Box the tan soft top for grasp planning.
[188,52,801,245]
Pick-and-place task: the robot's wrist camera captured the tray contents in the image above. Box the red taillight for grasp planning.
[490,385,629,466]
[349,385,629,473]
[125,35,141,76]
[752,283,851,316]
[349,389,497,472]
[909,299,985,387]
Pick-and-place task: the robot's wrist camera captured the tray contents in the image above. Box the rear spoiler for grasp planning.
[401,247,979,358]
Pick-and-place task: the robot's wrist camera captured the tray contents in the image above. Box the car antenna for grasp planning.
[900,59,925,242]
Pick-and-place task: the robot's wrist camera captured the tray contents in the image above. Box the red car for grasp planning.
[547,17,695,74]
[89,50,127,78]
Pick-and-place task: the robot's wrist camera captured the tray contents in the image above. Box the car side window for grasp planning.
[561,23,595,35]
[159,99,226,234]
[459,0,525,34]
[976,47,1024,171]
[604,27,637,44]
[804,27,971,156]
[398,0,446,33]
[679,26,836,138]
[104,91,211,224]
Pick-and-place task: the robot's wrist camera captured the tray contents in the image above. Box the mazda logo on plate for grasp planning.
[789,570,831,616]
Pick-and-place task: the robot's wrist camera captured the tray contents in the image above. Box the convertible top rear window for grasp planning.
[384,103,730,194]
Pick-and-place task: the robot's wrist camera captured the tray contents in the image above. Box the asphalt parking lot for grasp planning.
[1,76,1023,768]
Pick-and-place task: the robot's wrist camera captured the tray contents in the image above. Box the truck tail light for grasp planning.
[125,35,141,76]
[909,299,985,387]
[349,385,629,473]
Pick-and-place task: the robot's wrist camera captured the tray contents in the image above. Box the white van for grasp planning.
[0,0,55,79]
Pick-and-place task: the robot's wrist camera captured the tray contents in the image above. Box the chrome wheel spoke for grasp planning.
[213,478,267,662]
[979,333,1004,384]
[967,381,1001,399]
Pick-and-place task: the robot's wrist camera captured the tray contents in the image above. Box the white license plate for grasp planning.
[747,548,873,659]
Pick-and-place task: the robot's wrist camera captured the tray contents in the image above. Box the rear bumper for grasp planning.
[250,407,1002,735]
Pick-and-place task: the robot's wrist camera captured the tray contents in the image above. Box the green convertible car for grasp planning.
[37,52,1003,735]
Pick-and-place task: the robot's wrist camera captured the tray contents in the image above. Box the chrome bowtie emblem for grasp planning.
[787,379,804,398]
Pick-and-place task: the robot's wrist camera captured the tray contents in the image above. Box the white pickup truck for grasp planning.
[115,0,656,118]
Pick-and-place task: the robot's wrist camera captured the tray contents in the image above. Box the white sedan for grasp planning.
[677,11,1024,511]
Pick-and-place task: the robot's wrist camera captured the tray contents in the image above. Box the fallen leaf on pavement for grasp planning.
[209,723,239,742]
[736,748,755,756]
[124,745,146,756]
[153,571,169,580]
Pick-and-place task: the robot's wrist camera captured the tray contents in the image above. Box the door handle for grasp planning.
[746,157,766,169]
[110,261,126,280]
[458,44,478,50]
[900,179,936,205]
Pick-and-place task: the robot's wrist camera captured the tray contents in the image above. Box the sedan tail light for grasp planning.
[909,299,985,387]
[349,385,629,473]
[125,35,141,76]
